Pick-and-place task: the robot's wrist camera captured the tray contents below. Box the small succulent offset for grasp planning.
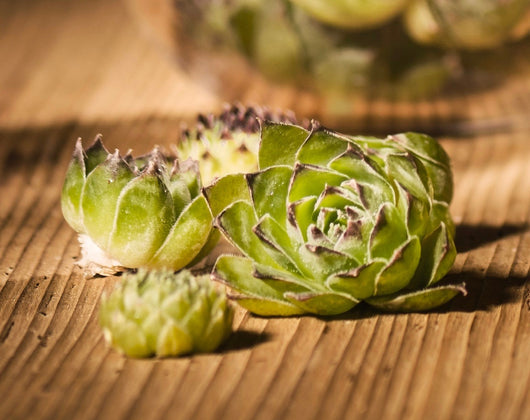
[99,269,233,357]
[209,121,465,316]
[61,137,216,277]
[177,104,304,185]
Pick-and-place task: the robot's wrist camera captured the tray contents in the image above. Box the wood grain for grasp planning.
[0,1,529,419]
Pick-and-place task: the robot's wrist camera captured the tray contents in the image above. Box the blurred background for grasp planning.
[2,0,530,136]
[0,0,218,132]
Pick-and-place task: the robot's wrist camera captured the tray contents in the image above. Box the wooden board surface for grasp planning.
[1,1,529,419]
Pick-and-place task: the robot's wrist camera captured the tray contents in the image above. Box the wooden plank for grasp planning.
[0,1,529,419]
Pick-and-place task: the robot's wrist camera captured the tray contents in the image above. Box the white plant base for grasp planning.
[77,234,127,278]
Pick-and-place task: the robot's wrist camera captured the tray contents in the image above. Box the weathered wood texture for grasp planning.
[0,1,529,420]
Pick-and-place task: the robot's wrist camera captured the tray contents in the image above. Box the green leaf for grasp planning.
[314,185,360,211]
[248,166,292,223]
[232,296,306,316]
[299,243,355,281]
[176,159,201,199]
[391,132,453,202]
[81,153,135,250]
[253,262,314,293]
[156,322,193,357]
[215,200,284,269]
[386,153,432,202]
[327,260,386,299]
[185,295,210,345]
[330,148,395,207]
[84,135,109,174]
[333,216,371,263]
[108,172,175,267]
[254,214,307,277]
[203,173,251,217]
[284,291,359,316]
[289,0,409,30]
[287,196,317,242]
[296,128,349,167]
[392,133,451,169]
[366,284,466,312]
[214,255,288,300]
[148,195,214,270]
[167,174,193,216]
[142,311,164,352]
[213,255,305,316]
[101,312,150,357]
[258,121,308,169]
[430,201,455,237]
[288,164,348,203]
[409,222,457,289]
[187,229,221,267]
[375,236,421,295]
[198,308,233,353]
[369,203,408,260]
[395,182,430,237]
[61,139,87,233]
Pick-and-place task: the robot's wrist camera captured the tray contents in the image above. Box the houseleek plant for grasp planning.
[61,137,216,277]
[177,103,302,185]
[208,121,465,315]
[100,269,233,357]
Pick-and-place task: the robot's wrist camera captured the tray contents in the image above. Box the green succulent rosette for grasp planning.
[176,103,303,185]
[61,136,217,277]
[99,269,234,357]
[208,121,465,316]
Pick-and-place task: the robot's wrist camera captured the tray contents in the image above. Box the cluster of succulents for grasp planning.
[61,104,301,278]
[175,0,530,99]
[62,105,466,357]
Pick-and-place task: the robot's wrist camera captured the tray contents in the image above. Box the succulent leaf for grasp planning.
[81,151,135,251]
[212,122,464,315]
[213,255,307,316]
[366,283,467,312]
[215,200,285,270]
[99,269,233,357]
[259,120,309,169]
[108,170,175,267]
[61,139,88,233]
[247,166,292,224]
[296,128,350,167]
[147,195,214,270]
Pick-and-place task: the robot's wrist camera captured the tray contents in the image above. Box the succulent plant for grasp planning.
[208,121,465,316]
[61,137,216,277]
[404,0,530,50]
[176,103,303,185]
[99,269,234,357]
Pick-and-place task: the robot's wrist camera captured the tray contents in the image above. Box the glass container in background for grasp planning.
[124,0,530,135]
